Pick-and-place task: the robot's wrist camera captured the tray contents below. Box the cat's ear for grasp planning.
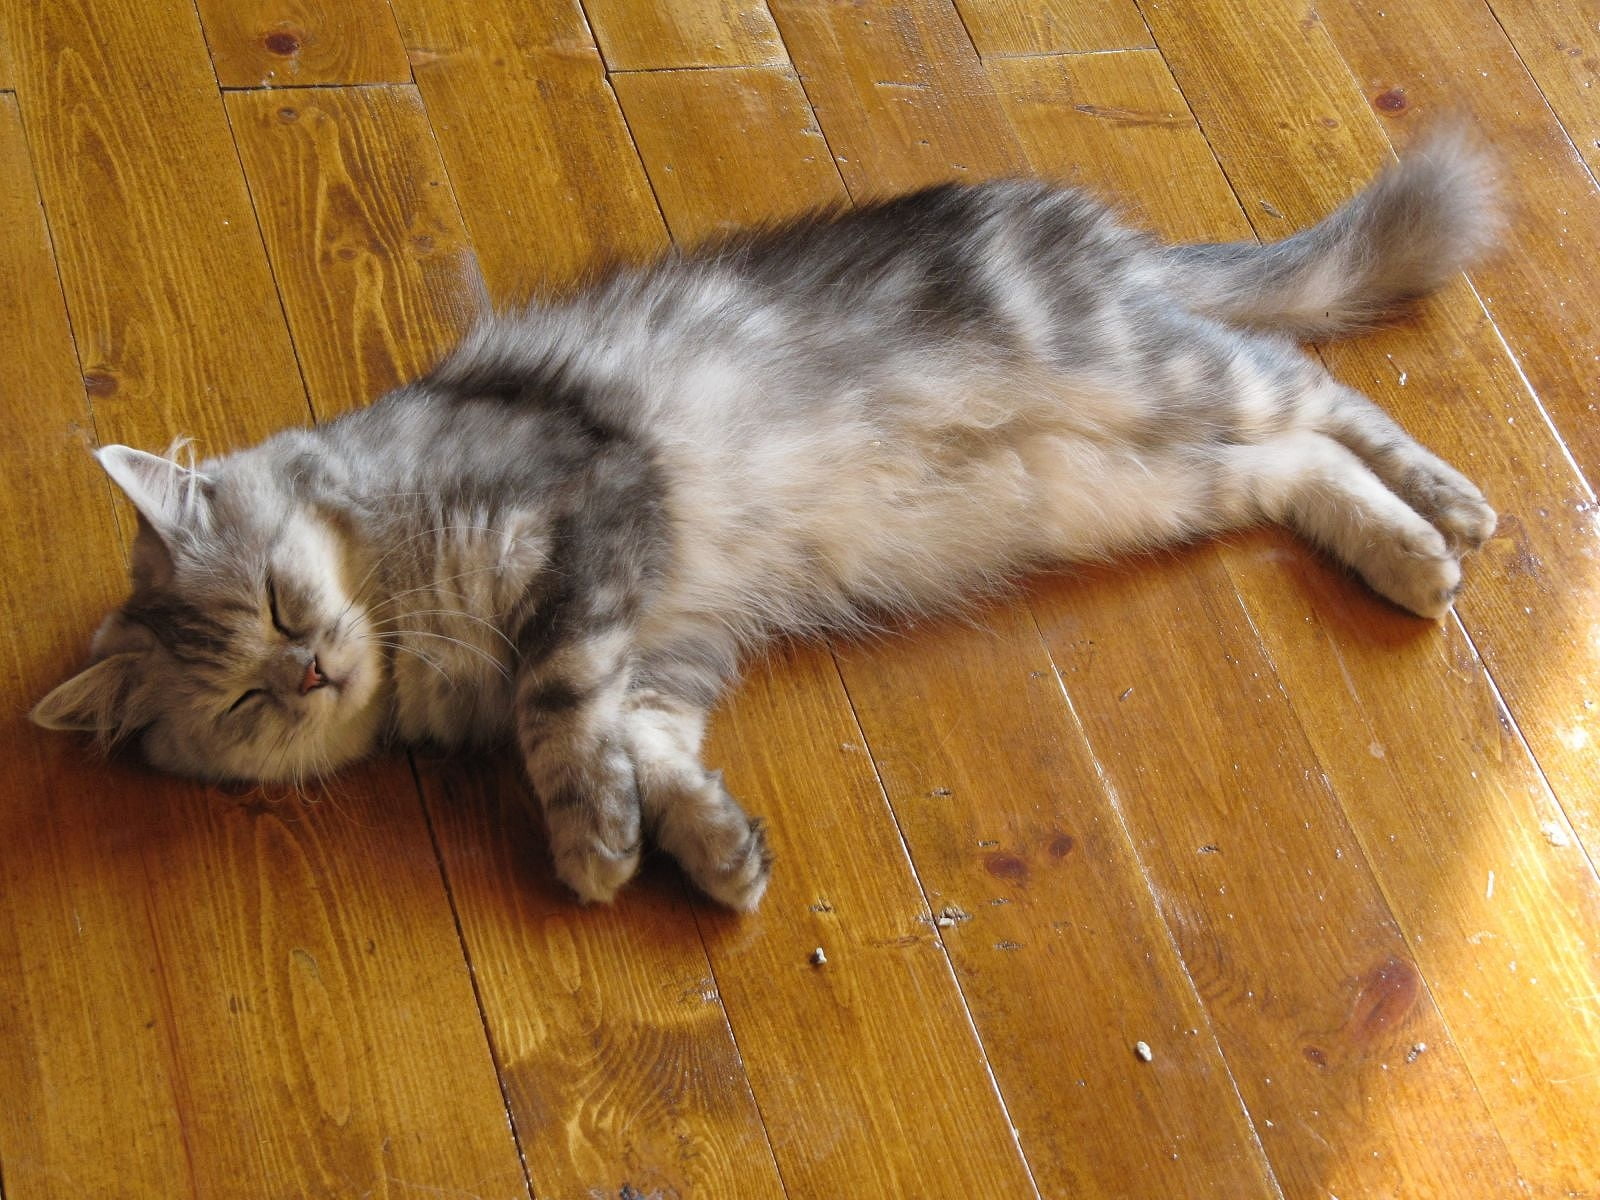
[30,652,147,734]
[96,444,209,533]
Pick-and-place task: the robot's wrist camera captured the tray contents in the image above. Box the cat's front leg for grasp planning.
[513,626,643,904]
[622,677,773,912]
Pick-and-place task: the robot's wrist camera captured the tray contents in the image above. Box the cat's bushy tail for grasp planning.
[1161,124,1497,340]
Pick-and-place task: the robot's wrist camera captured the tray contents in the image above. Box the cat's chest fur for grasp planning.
[373,504,551,747]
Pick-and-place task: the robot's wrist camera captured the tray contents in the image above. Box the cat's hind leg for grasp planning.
[1309,383,1496,553]
[1215,429,1476,618]
[1191,332,1492,617]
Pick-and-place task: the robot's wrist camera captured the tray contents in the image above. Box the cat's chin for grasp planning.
[143,670,391,786]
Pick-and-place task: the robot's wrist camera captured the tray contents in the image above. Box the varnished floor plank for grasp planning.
[4,11,538,1194]
[226,85,484,414]
[424,760,788,1200]
[1130,2,1600,1189]
[955,0,1152,57]
[1487,0,1600,178]
[698,649,1040,1200]
[837,608,1281,1199]
[195,0,412,87]
[585,0,787,71]
[391,0,666,296]
[770,0,1032,194]
[0,91,198,1200]
[3,0,1597,1195]
[0,16,13,90]
[8,0,306,450]
[1035,556,1523,1197]
[613,66,842,242]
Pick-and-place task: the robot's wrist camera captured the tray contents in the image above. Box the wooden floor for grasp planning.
[2,0,1598,1196]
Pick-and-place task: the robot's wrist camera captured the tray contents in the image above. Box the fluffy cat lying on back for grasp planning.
[33,126,1496,912]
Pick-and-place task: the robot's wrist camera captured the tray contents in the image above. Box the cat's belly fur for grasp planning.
[640,358,1206,643]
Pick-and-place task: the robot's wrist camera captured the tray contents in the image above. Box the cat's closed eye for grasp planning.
[266,574,302,640]
[227,688,266,715]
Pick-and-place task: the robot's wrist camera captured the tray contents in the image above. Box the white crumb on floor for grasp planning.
[1539,821,1571,847]
[1134,1040,1153,1062]
[809,947,827,966]
[1486,869,1495,900]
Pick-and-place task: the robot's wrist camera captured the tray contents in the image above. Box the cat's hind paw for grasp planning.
[1403,463,1497,554]
[1362,522,1464,620]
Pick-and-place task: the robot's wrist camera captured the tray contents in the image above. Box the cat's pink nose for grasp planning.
[299,657,327,695]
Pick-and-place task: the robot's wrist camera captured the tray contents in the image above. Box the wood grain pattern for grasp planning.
[585,0,786,70]
[424,759,787,1200]
[227,86,485,415]
[0,11,14,90]
[1028,23,1600,1192]
[836,608,1281,1198]
[391,0,667,298]
[0,91,197,1200]
[7,13,536,1192]
[1033,556,1523,1197]
[614,66,844,243]
[699,648,1039,1200]
[770,0,1031,196]
[6,0,307,453]
[955,0,1152,57]
[1486,0,1600,176]
[195,0,412,87]
[988,48,1228,241]
[5,0,1600,1194]
[130,764,535,1199]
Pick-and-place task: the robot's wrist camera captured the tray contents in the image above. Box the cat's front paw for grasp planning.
[653,770,774,911]
[691,815,773,912]
[541,751,644,904]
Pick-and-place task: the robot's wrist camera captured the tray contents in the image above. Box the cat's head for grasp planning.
[32,441,389,783]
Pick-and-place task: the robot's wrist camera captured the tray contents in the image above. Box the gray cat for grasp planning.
[33,126,1496,912]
